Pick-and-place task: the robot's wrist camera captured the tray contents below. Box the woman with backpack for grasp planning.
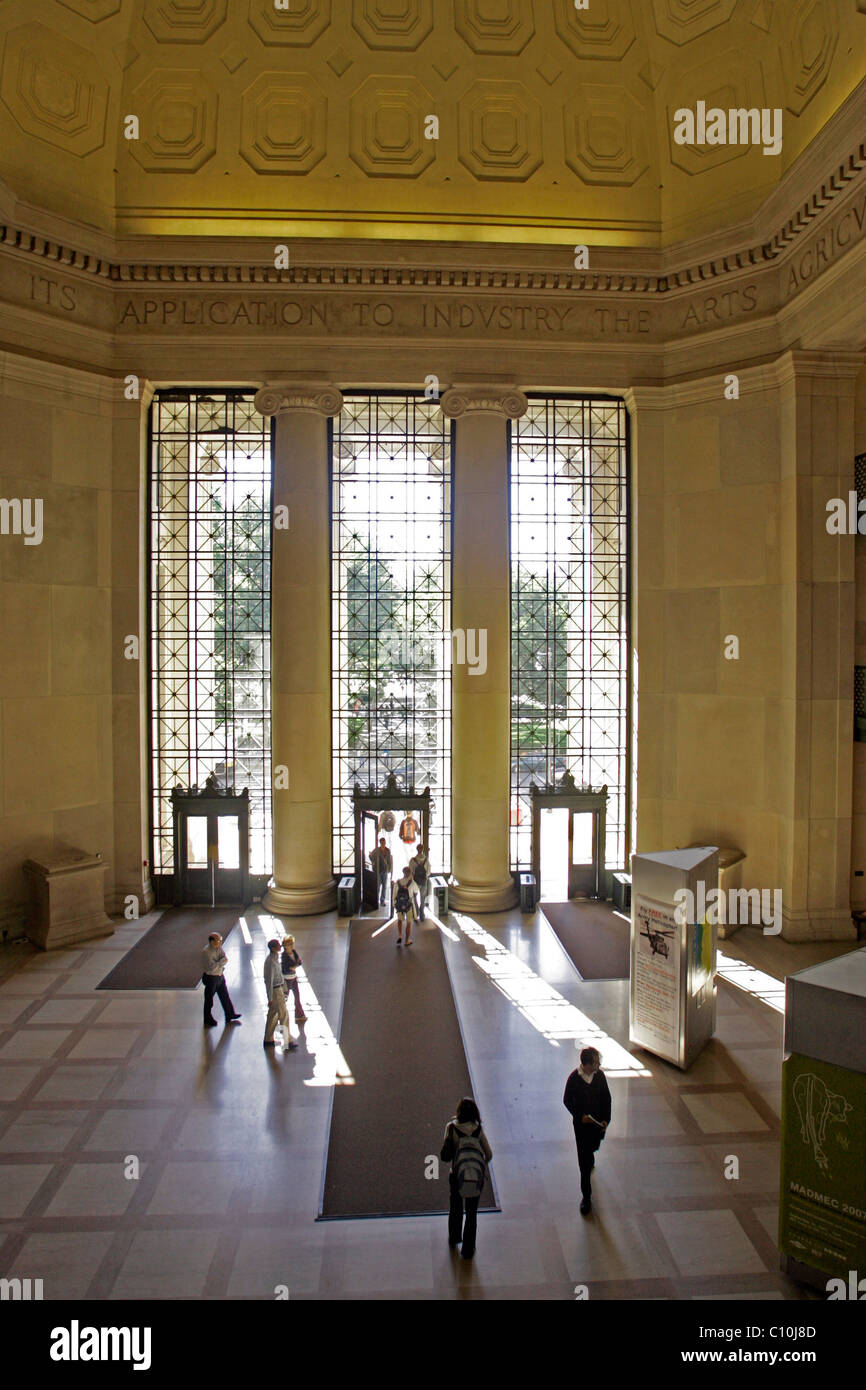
[440,1096,493,1260]
[393,865,418,946]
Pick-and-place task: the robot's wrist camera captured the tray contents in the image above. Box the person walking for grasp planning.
[263,938,297,1050]
[281,935,307,1024]
[563,1046,611,1215]
[201,933,242,1028]
[393,865,417,947]
[408,843,431,922]
[440,1097,493,1260]
[370,836,393,907]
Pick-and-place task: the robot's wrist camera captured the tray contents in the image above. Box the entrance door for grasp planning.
[181,813,244,904]
[569,810,598,898]
[215,815,242,901]
[539,806,569,899]
[184,814,211,903]
[361,810,380,910]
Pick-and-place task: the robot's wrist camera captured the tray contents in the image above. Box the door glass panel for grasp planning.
[186,816,208,868]
[572,812,594,865]
[540,806,569,899]
[218,816,240,869]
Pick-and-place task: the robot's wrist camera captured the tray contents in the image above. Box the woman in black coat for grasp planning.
[563,1046,612,1215]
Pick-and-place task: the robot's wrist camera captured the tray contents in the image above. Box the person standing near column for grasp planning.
[563,1047,611,1215]
[263,938,297,1050]
[201,933,242,1028]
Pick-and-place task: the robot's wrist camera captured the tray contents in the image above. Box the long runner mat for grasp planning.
[541,899,631,981]
[97,905,241,990]
[319,916,497,1219]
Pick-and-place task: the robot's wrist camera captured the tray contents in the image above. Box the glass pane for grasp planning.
[218,816,240,869]
[572,812,594,865]
[186,817,208,869]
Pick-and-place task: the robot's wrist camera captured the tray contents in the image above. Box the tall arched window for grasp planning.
[511,396,630,875]
[331,394,452,874]
[149,390,273,892]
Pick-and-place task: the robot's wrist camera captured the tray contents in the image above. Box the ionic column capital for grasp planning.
[254,384,344,418]
[439,386,528,420]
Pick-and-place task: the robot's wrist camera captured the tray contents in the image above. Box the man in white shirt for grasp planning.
[201,933,242,1028]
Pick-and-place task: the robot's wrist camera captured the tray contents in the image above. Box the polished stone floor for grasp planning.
[0,904,855,1300]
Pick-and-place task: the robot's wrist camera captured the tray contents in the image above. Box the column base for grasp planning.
[263,878,337,917]
[449,875,517,913]
[781,908,857,942]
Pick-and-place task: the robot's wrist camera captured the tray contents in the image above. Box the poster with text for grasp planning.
[631,895,681,1062]
[779,1052,866,1279]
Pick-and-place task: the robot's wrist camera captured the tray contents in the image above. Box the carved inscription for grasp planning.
[29,274,77,311]
[116,296,656,337]
[680,284,758,330]
[785,192,866,295]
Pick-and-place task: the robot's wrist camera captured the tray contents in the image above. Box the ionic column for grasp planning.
[440,386,527,912]
[254,384,343,916]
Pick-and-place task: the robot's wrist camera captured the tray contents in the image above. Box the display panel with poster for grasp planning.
[632,895,681,1061]
[629,847,718,1070]
[779,1052,866,1279]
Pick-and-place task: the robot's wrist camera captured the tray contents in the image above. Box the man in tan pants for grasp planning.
[263,938,297,1050]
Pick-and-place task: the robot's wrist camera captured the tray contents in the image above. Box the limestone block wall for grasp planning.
[0,356,126,933]
[633,354,861,939]
[632,372,784,896]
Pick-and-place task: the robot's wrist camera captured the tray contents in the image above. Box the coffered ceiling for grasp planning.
[0,0,863,247]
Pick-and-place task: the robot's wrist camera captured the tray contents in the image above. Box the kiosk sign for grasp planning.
[779,1052,866,1277]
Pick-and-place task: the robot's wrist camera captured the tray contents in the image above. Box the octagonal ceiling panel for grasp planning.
[553,0,636,62]
[564,85,650,186]
[780,0,838,115]
[349,75,436,176]
[651,0,737,45]
[248,0,331,47]
[454,0,535,55]
[0,21,108,156]
[351,0,434,51]
[458,78,542,180]
[127,67,218,171]
[143,0,228,45]
[666,49,769,174]
[240,70,327,174]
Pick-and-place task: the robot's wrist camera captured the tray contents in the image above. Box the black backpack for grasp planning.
[395,884,412,913]
[452,1124,487,1199]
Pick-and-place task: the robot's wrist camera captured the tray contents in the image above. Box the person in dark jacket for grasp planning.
[440,1096,493,1260]
[563,1046,611,1215]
